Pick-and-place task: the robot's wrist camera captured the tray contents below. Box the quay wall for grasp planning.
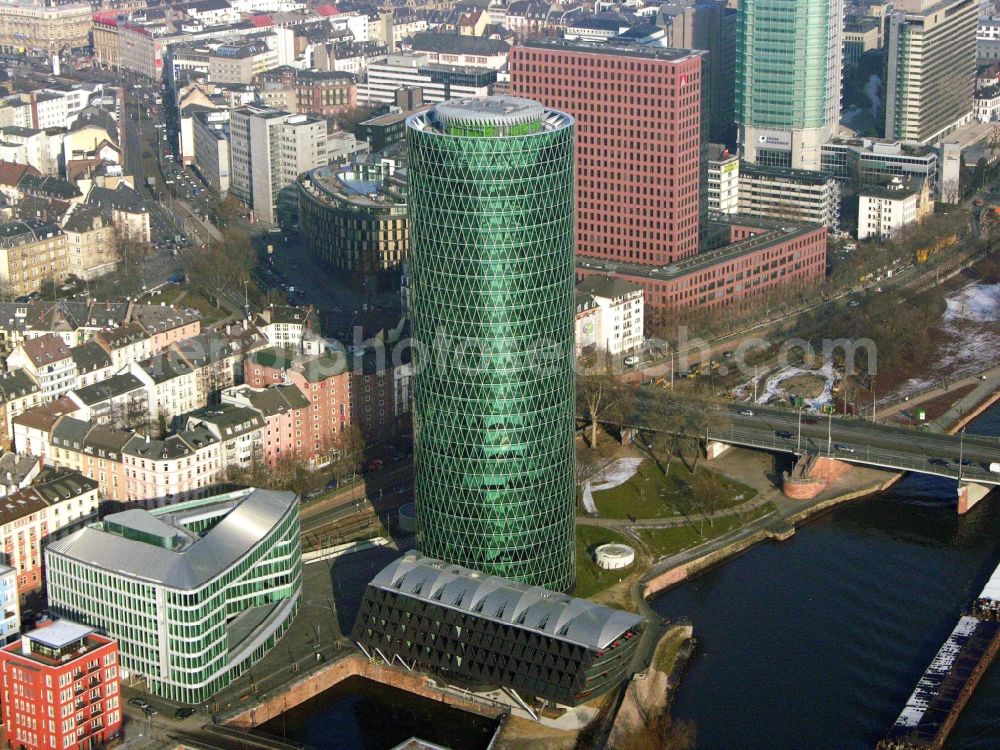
[226,654,505,729]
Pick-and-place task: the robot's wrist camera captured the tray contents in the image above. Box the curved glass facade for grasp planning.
[45,489,302,705]
[406,98,576,592]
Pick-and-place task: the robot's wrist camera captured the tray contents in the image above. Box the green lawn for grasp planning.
[591,459,755,520]
[141,283,185,306]
[177,290,227,323]
[638,501,777,559]
[574,525,635,600]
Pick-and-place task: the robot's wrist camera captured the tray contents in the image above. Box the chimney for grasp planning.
[20,634,31,656]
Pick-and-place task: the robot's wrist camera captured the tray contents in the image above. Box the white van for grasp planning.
[989,463,1000,474]
[624,355,639,367]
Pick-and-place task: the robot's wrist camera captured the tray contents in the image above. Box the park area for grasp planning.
[584,457,756,521]
[574,453,778,602]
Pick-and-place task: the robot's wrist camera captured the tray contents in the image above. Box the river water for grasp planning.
[652,405,1000,749]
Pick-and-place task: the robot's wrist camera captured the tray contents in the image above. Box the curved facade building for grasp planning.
[297,159,408,294]
[407,97,576,592]
[44,488,301,704]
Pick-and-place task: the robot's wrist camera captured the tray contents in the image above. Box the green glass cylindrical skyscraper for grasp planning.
[406,96,576,592]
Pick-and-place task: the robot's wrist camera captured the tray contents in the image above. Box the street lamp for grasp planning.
[959,428,966,482]
[796,407,802,455]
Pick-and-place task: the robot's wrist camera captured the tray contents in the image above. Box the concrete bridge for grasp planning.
[623,398,1000,513]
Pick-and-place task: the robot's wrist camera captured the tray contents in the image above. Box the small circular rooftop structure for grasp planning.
[398,502,416,534]
[594,543,635,570]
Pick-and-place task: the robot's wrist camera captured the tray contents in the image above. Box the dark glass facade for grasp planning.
[297,164,408,294]
[352,554,644,706]
[406,98,576,591]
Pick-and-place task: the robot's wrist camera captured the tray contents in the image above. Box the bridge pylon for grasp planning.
[958,482,992,514]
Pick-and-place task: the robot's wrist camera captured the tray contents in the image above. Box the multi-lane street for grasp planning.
[633,394,1000,483]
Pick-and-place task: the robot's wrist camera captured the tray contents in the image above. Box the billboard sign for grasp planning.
[756,130,792,151]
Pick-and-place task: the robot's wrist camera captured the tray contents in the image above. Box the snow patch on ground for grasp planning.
[755,362,836,411]
[581,457,644,515]
[890,282,1000,403]
[943,283,1000,323]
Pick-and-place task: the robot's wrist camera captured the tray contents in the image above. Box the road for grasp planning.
[630,394,1000,484]
[121,93,186,245]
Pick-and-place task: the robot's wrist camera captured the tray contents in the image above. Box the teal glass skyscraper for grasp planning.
[736,0,843,171]
[406,97,576,592]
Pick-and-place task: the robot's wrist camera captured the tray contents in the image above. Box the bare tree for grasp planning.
[178,229,255,307]
[617,711,696,750]
[112,224,152,296]
[576,350,634,449]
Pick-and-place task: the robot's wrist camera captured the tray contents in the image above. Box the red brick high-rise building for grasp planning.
[510,39,705,266]
[0,620,122,750]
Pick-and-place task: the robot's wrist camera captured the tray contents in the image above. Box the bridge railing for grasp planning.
[707,425,1000,484]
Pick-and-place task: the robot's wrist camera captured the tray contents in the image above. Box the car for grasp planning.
[775,430,794,439]
[802,417,819,425]
[174,707,196,720]
[624,355,639,367]
[738,409,755,416]
[928,457,949,467]
[128,698,148,709]
[848,300,861,307]
[954,457,975,467]
[144,706,158,717]
[834,444,855,453]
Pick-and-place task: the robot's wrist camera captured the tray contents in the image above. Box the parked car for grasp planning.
[144,706,158,717]
[174,707,196,720]
[128,698,148,709]
[624,355,639,367]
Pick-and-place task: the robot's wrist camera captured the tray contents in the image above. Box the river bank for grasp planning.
[623,383,1000,749]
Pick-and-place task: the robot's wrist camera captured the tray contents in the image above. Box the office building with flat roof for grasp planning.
[576,216,827,312]
[406,97,576,591]
[353,553,644,706]
[736,0,844,170]
[821,137,938,193]
[230,104,328,226]
[510,39,705,266]
[738,164,841,230]
[0,620,121,750]
[884,0,978,143]
[45,487,301,704]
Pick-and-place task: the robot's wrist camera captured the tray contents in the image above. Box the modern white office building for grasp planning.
[229,104,328,225]
[45,488,302,704]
